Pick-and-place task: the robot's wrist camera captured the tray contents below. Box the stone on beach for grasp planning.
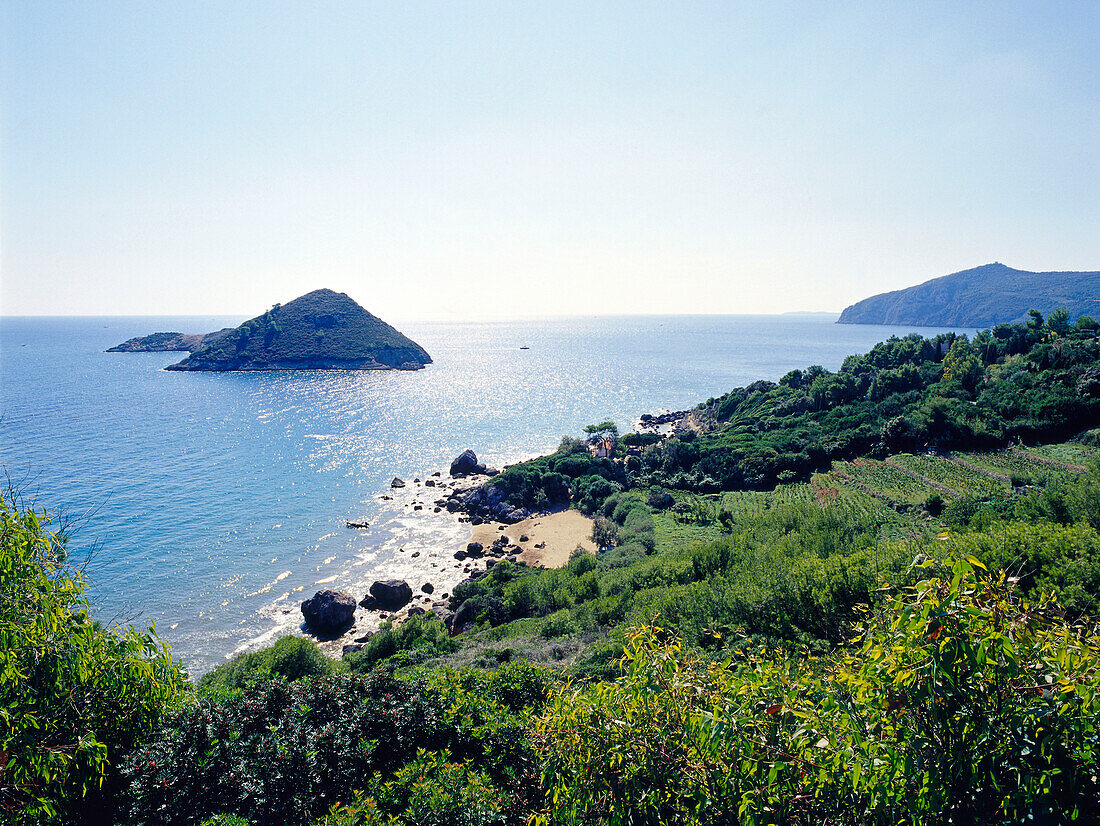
[301,589,356,634]
[368,579,413,609]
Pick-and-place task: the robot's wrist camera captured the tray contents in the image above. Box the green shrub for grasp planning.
[121,672,452,826]
[0,496,189,823]
[199,635,337,697]
[534,560,1100,825]
[924,492,945,515]
[344,615,458,672]
[320,750,508,826]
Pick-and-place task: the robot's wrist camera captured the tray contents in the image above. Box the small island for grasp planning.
[108,289,432,371]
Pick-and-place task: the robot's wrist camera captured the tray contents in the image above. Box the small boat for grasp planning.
[346,520,370,529]
[519,346,530,350]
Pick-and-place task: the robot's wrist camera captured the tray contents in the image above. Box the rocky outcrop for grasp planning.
[301,589,356,634]
[367,579,413,609]
[450,449,488,477]
[451,600,478,634]
[455,482,532,524]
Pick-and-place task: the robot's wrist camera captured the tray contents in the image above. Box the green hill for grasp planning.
[838,263,1100,326]
[157,289,430,371]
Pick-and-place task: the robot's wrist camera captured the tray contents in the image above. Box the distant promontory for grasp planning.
[108,289,432,371]
[838,263,1100,327]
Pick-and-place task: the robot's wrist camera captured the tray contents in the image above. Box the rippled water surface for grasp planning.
[1,314,967,673]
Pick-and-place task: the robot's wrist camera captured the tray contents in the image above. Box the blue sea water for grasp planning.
[1,314,970,674]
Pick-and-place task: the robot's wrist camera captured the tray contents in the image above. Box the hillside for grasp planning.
[110,289,431,371]
[838,263,1100,326]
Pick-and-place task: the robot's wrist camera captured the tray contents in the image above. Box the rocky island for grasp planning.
[838,262,1100,327]
[108,288,431,371]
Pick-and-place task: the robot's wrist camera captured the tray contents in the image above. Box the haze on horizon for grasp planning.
[2,1,1097,321]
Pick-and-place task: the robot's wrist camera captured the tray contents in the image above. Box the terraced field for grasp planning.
[955,449,1081,484]
[832,458,938,506]
[653,437,1094,554]
[1017,443,1096,470]
[890,453,1007,498]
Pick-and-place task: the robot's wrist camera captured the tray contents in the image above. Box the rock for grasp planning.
[432,471,441,477]
[506,555,517,562]
[408,606,426,617]
[450,449,487,477]
[301,589,356,634]
[424,479,436,487]
[346,520,370,529]
[519,534,529,542]
[391,477,405,488]
[452,600,478,633]
[413,504,423,511]
[359,595,380,609]
[411,551,421,558]
[466,541,484,555]
[434,507,441,512]
[354,632,375,643]
[454,551,467,561]
[342,643,365,655]
[485,558,496,569]
[369,579,413,609]
[421,582,434,594]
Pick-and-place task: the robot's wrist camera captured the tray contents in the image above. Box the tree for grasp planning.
[0,495,189,822]
[583,420,619,445]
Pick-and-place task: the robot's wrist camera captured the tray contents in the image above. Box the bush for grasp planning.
[320,750,509,826]
[121,672,451,826]
[199,635,337,697]
[0,496,189,823]
[533,560,1100,825]
[344,615,458,671]
[572,475,621,514]
[924,492,945,516]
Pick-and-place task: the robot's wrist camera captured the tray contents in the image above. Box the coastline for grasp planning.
[310,468,595,660]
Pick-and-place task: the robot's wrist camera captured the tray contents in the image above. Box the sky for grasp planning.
[2,1,1098,320]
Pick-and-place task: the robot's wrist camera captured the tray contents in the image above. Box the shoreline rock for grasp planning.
[301,589,356,634]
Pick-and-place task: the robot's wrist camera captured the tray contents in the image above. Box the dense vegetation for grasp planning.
[471,310,1100,514]
[7,313,1100,824]
[838,262,1100,326]
[164,289,431,371]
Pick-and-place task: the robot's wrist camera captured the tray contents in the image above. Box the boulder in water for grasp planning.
[301,589,356,634]
[450,449,487,477]
[369,579,413,609]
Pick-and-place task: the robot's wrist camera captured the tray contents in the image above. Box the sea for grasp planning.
[0,314,970,675]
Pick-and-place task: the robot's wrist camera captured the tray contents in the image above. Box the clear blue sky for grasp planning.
[2,1,1097,319]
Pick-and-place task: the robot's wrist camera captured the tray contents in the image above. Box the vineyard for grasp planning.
[830,457,938,506]
[653,437,1096,553]
[888,452,1007,498]
[955,449,1083,484]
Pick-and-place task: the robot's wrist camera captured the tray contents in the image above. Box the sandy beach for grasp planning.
[469,509,596,568]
